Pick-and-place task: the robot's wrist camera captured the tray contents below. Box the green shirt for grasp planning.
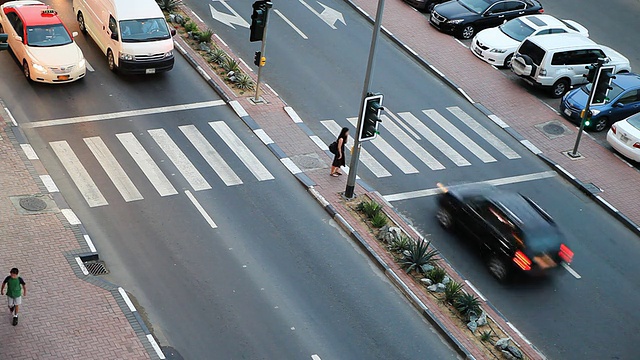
[3,276,25,298]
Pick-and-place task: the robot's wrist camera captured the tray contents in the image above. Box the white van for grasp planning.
[510,33,631,98]
[72,0,175,74]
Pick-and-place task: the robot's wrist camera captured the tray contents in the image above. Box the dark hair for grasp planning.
[10,268,18,275]
[338,127,349,140]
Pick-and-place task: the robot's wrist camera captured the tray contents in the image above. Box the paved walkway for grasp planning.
[0,114,151,358]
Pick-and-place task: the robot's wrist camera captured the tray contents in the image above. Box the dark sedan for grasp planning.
[436,183,572,282]
[430,0,544,39]
[404,0,447,12]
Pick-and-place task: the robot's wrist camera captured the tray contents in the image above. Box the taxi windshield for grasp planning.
[120,18,170,42]
[26,24,72,47]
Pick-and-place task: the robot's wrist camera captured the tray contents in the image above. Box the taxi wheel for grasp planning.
[78,12,87,34]
[107,50,117,72]
[22,61,31,81]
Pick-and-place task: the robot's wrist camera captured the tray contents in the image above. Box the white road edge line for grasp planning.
[229,100,249,118]
[284,106,303,123]
[20,144,39,159]
[457,88,474,104]
[61,209,81,225]
[146,334,166,360]
[214,33,228,47]
[488,114,509,129]
[520,139,542,155]
[561,262,582,279]
[85,61,95,72]
[464,280,487,302]
[3,107,18,126]
[83,234,97,253]
[311,355,322,360]
[192,11,204,23]
[506,322,532,345]
[40,175,59,193]
[117,287,137,312]
[281,157,302,174]
[274,9,308,39]
[263,83,279,97]
[185,190,218,228]
[237,57,253,73]
[75,257,89,276]
[454,38,468,48]
[309,135,329,151]
[254,128,274,145]
[596,195,618,213]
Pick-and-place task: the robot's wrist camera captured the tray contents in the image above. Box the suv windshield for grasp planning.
[581,82,625,104]
[120,18,170,42]
[458,0,493,14]
[500,18,535,42]
[518,39,545,65]
[26,24,72,47]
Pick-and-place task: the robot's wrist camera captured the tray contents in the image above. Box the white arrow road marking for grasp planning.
[299,0,346,29]
[209,1,249,29]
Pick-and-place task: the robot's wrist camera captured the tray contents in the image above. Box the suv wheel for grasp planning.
[502,53,513,68]
[459,25,475,40]
[551,79,570,98]
[436,208,453,229]
[487,257,508,282]
[593,116,609,132]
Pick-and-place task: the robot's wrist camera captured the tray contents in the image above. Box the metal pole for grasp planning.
[254,3,272,102]
[570,59,603,157]
[345,0,385,199]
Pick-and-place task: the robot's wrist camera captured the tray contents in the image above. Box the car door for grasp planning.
[463,197,496,245]
[479,2,508,30]
[6,11,25,62]
[611,89,640,121]
[502,1,527,21]
[478,203,515,255]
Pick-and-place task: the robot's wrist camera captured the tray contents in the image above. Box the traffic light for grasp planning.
[0,33,8,51]
[591,66,616,106]
[250,1,270,42]
[583,64,597,83]
[254,51,261,66]
[359,93,384,141]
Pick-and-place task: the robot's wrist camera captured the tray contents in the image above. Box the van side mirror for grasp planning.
[14,35,22,43]
[110,32,118,41]
[170,28,176,36]
[72,31,78,38]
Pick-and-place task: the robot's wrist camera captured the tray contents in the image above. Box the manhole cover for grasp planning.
[542,123,565,135]
[19,197,47,211]
[84,260,109,275]
[535,120,573,139]
[290,153,327,171]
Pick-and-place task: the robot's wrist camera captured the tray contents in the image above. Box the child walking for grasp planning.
[1,268,27,326]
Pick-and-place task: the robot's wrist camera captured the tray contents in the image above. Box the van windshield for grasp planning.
[120,18,170,42]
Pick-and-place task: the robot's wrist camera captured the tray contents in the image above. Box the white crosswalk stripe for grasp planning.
[179,125,243,186]
[148,129,211,191]
[50,141,108,207]
[447,106,520,160]
[381,114,445,170]
[116,132,178,197]
[209,121,274,181]
[398,112,471,167]
[423,109,497,163]
[321,120,391,178]
[347,117,419,174]
[84,137,143,202]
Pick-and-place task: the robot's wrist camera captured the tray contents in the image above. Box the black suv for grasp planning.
[436,183,573,282]
[430,0,544,40]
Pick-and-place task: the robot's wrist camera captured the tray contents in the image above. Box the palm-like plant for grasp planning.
[223,58,240,73]
[157,0,182,12]
[443,281,463,304]
[209,48,228,65]
[454,293,481,319]
[389,235,412,253]
[427,266,446,283]
[234,73,255,90]
[401,240,439,274]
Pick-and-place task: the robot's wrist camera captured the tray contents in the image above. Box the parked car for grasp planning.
[0,0,86,83]
[511,33,631,98]
[404,0,446,12]
[430,0,544,40]
[471,14,588,68]
[607,113,640,162]
[560,73,640,132]
[436,183,572,282]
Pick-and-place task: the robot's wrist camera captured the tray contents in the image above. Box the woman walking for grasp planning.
[330,127,349,177]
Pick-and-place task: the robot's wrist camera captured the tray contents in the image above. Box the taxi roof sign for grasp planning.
[41,9,57,16]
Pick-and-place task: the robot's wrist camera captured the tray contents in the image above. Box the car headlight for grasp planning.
[32,63,47,73]
[590,109,601,116]
[447,19,464,24]
[78,58,86,68]
[163,50,173,58]
[490,48,507,53]
[119,52,135,61]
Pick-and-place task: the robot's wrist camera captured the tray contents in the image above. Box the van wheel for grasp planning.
[551,79,570,98]
[107,49,117,72]
[593,117,609,132]
[22,60,31,81]
[459,25,475,40]
[487,257,509,282]
[77,12,87,34]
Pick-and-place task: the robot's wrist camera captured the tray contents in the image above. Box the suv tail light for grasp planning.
[513,250,532,271]
[611,124,617,134]
[539,68,547,76]
[559,244,573,263]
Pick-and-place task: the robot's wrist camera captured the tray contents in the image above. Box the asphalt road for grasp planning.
[196,0,640,358]
[0,2,459,359]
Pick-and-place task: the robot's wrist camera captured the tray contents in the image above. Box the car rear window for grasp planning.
[518,39,545,65]
[627,113,640,130]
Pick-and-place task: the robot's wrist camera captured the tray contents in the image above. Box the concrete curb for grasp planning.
[339,0,640,236]
[0,102,165,360]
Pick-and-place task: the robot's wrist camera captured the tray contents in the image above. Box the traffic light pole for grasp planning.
[345,0,385,199]
[254,2,272,102]
[569,58,604,157]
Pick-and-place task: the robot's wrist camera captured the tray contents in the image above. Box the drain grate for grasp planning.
[83,260,109,275]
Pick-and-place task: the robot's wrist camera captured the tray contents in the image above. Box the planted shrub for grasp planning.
[370,212,388,228]
[209,48,228,65]
[454,293,481,319]
[157,0,182,12]
[427,266,446,284]
[480,330,493,342]
[401,240,439,274]
[234,73,255,90]
[444,281,463,304]
[199,28,213,43]
[389,235,412,253]
[360,200,382,219]
[184,21,198,33]
[223,58,240,73]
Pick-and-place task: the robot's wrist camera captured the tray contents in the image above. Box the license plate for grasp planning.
[621,135,629,143]
[564,108,572,116]
[57,75,69,81]
[431,16,440,25]
[146,68,156,74]
[474,47,483,57]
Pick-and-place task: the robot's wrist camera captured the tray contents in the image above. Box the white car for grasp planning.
[0,0,85,83]
[471,14,588,67]
[607,113,640,162]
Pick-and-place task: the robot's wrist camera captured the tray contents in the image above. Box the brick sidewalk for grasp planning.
[0,119,150,358]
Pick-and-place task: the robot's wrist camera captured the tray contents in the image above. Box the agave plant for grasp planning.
[184,21,198,33]
[443,281,463,304]
[234,73,255,91]
[199,29,213,43]
[427,266,446,283]
[223,58,240,73]
[389,235,412,253]
[401,240,439,274]
[361,200,382,219]
[209,48,228,65]
[480,330,493,342]
[157,0,182,12]
[454,292,481,319]
[370,212,388,228]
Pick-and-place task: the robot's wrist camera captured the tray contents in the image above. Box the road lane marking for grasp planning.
[561,262,582,279]
[147,334,166,359]
[20,144,39,159]
[116,133,178,197]
[385,110,420,140]
[75,257,89,276]
[84,136,144,202]
[209,121,274,181]
[346,117,418,174]
[274,9,308,39]
[148,129,211,191]
[322,120,391,178]
[185,190,217,228]
[50,141,108,207]
[118,287,137,312]
[61,208,81,225]
[311,355,322,360]
[85,61,94,72]
[381,114,444,170]
[40,175,59,192]
[23,100,225,128]
[423,109,496,163]
[399,112,470,167]
[83,234,97,252]
[447,106,520,159]
[383,171,556,202]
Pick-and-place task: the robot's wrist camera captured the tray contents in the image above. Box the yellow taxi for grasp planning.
[0,1,85,83]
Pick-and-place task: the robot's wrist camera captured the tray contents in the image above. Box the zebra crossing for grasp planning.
[321,106,521,177]
[49,122,274,208]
